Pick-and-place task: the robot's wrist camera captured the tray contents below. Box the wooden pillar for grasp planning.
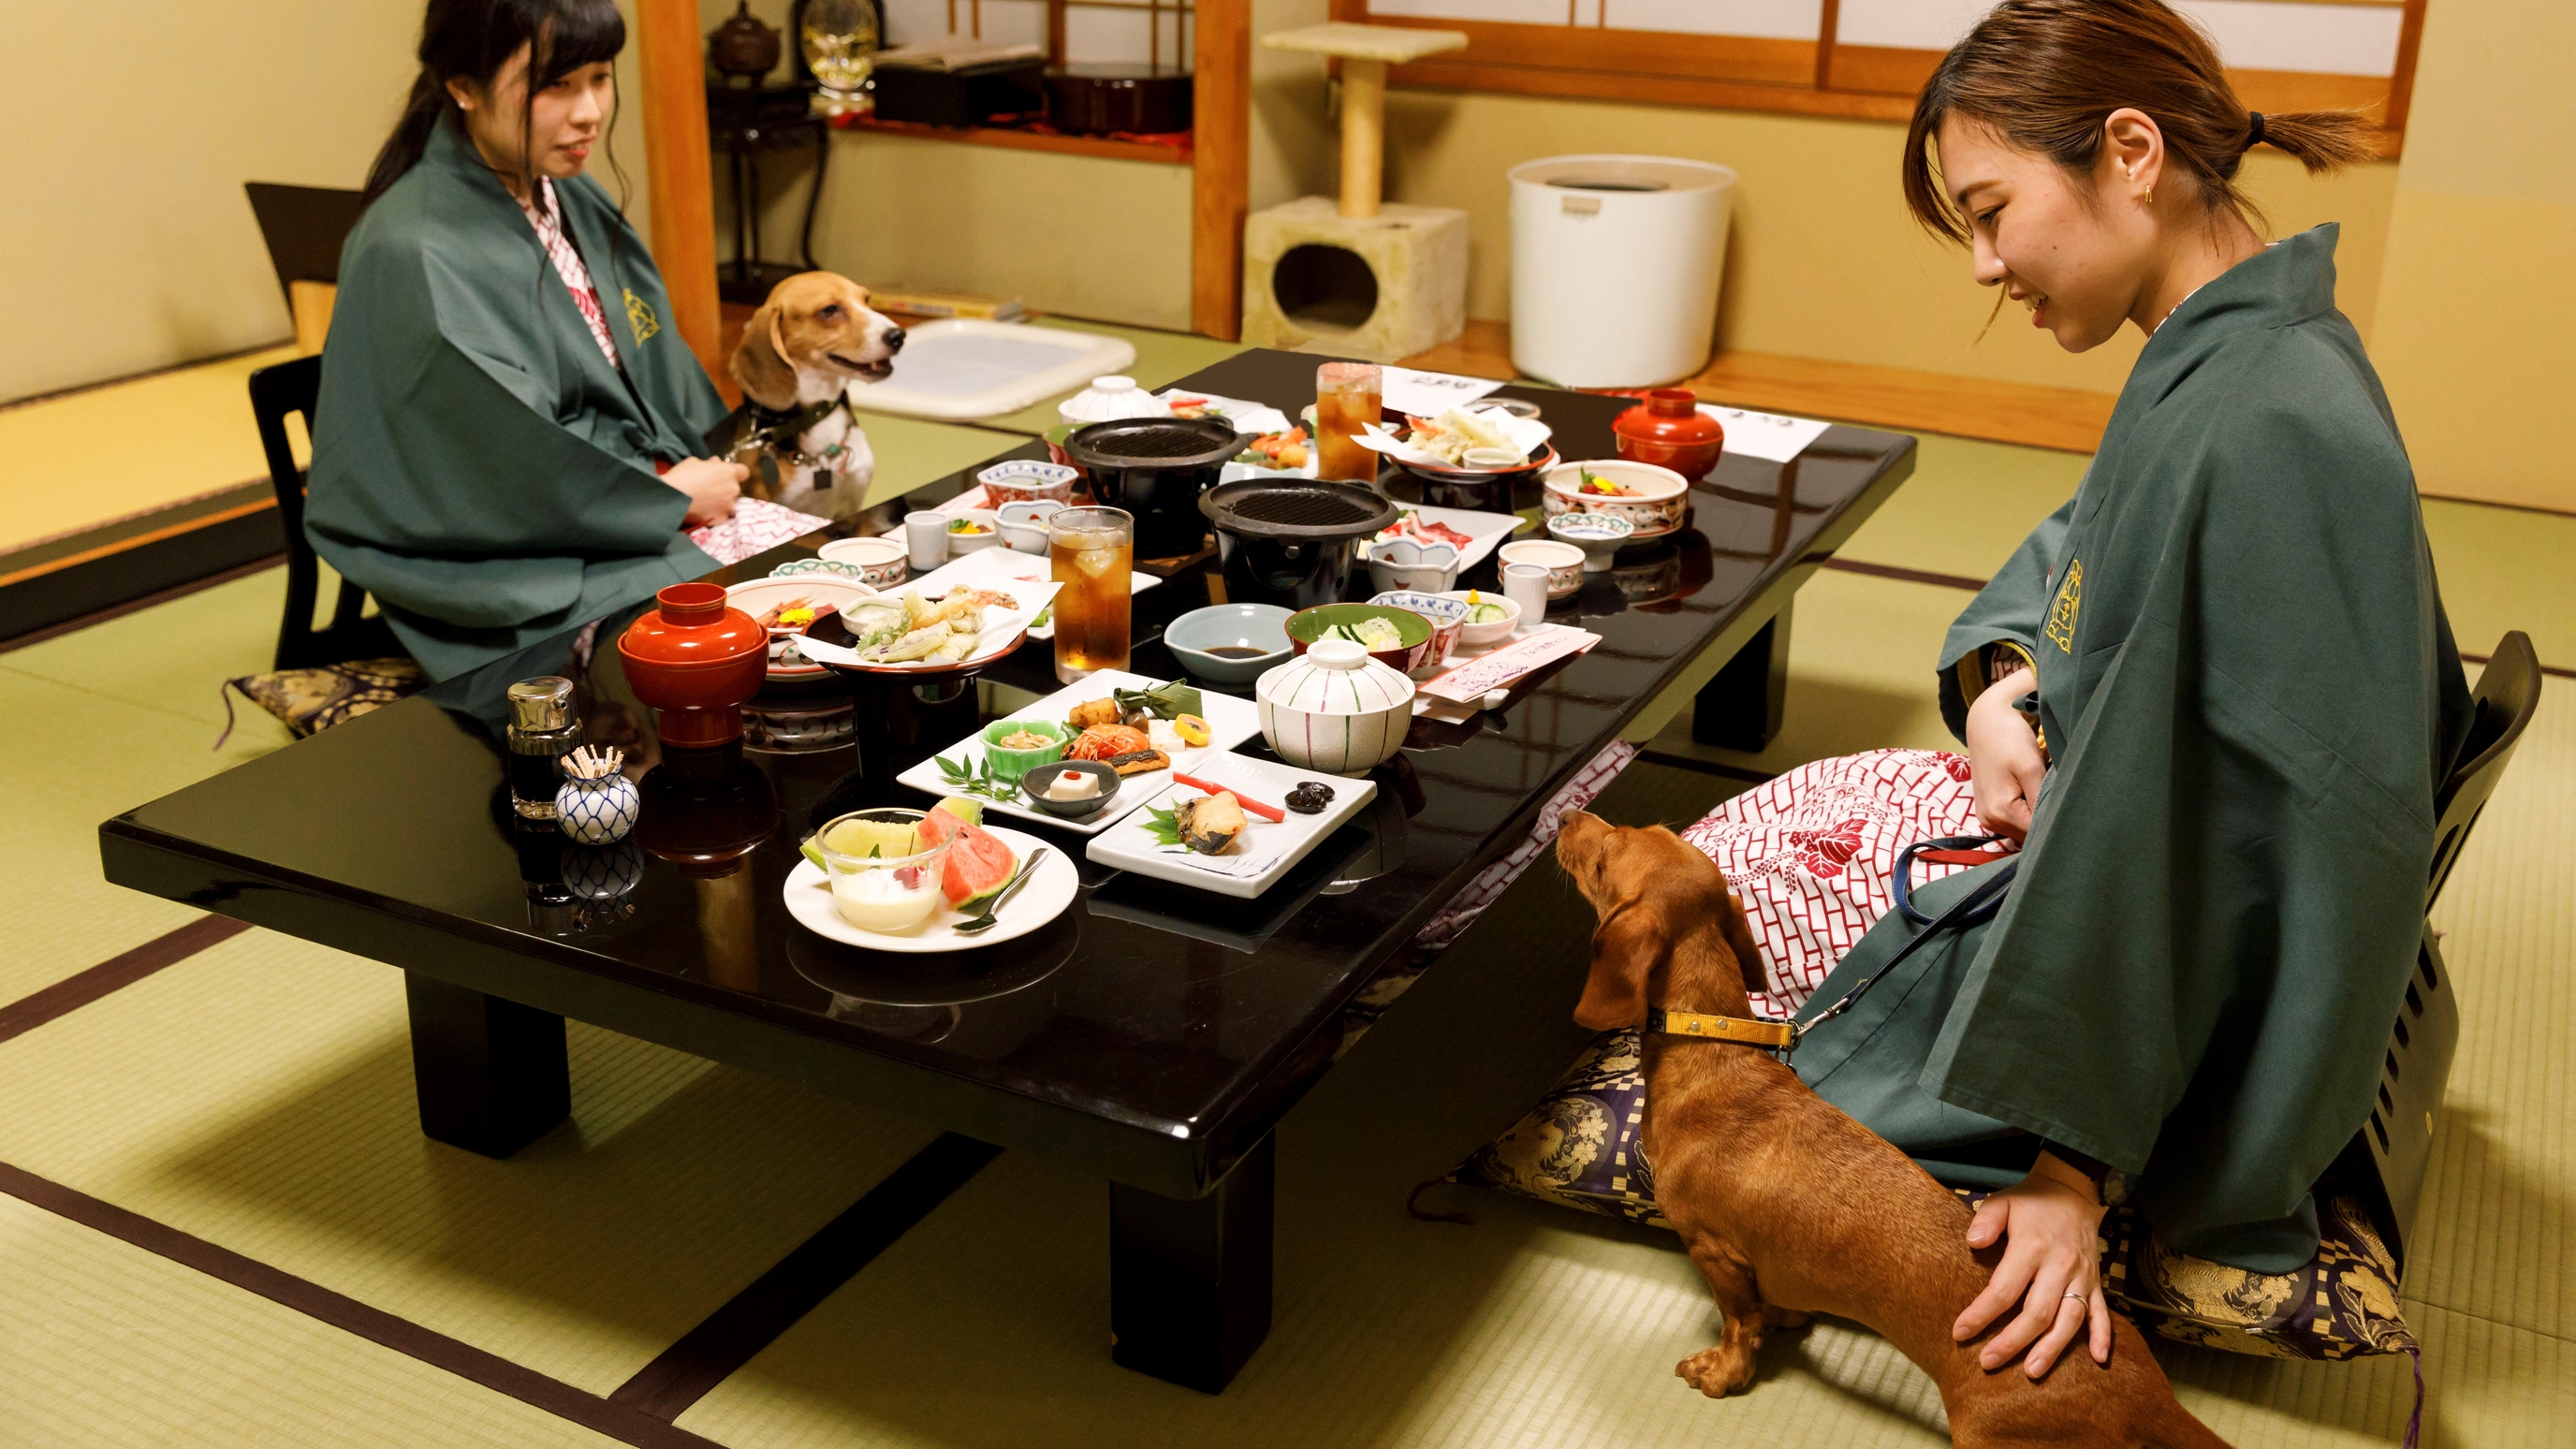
[1337,59,1384,219]
[1191,0,1252,341]
[637,0,724,380]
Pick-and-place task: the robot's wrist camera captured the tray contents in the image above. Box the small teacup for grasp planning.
[816,534,909,588]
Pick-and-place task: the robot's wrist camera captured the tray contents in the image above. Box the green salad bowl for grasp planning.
[1283,602,1436,674]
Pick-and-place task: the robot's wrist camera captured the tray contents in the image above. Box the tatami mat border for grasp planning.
[0,1160,728,1449]
[0,915,246,1046]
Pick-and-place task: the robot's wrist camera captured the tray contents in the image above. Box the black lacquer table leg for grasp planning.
[403,972,570,1158]
[1693,597,1793,752]
[1108,1134,1276,1393]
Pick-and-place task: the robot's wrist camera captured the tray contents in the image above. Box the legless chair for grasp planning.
[2350,631,2542,1268]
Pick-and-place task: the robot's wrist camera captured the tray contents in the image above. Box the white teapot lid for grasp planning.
[1061,374,1173,427]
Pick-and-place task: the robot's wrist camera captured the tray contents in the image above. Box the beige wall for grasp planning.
[0,0,660,405]
[1368,89,2399,396]
[2367,0,2576,512]
[758,133,1195,329]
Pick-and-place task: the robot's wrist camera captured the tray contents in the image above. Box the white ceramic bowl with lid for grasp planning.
[1058,374,1173,428]
[1256,637,1416,776]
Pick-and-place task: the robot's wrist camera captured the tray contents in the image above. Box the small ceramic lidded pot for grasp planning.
[1256,637,1417,776]
[1611,388,1726,483]
[556,745,640,844]
[1058,375,1172,429]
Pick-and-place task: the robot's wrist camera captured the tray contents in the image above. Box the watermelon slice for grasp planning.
[917,806,1017,907]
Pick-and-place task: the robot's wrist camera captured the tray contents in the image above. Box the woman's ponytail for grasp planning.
[363,68,451,205]
[2245,108,2378,175]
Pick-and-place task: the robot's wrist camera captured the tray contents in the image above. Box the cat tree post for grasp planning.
[1242,23,1471,360]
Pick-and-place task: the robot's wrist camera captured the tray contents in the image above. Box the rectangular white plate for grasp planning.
[842,319,1136,421]
[1084,754,1377,900]
[898,670,1261,835]
[1378,504,1528,573]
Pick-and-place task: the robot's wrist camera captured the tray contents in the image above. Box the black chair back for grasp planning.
[2427,632,2542,910]
[249,356,400,669]
[243,183,366,302]
[2355,632,2544,1270]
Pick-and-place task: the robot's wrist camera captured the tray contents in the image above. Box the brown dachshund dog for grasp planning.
[716,271,903,520]
[1554,812,2228,1447]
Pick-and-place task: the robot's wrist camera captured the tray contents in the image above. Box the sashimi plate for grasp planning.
[783,824,1076,953]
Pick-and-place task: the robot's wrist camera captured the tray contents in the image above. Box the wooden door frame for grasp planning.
[1192,0,1251,340]
[637,0,724,378]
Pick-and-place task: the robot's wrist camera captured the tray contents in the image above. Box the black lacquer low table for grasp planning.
[100,349,1913,1392]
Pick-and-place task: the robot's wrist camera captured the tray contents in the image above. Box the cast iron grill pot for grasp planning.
[1200,479,1400,611]
[1067,417,1243,559]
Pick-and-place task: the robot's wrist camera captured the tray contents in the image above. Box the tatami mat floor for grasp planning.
[1,343,2569,1446]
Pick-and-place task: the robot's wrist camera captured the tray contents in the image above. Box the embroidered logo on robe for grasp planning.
[2043,558,2083,653]
[622,289,660,344]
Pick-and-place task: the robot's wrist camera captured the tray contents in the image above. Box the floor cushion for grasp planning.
[1429,1026,2417,1365]
[220,657,425,742]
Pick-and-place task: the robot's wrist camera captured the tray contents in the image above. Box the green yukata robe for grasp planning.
[1792,227,2474,1271]
[305,120,728,681]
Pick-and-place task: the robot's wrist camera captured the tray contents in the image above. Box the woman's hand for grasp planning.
[1965,666,2045,841]
[665,457,746,527]
[1954,1150,2113,1379]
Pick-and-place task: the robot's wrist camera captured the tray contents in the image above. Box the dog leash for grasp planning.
[1647,836,2018,1061]
[1794,838,2018,1048]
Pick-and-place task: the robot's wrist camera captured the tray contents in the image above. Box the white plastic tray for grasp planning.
[843,319,1137,420]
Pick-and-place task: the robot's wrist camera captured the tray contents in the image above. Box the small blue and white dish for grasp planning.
[1368,590,1471,665]
[978,460,1080,506]
[1545,510,1634,572]
[1365,535,1462,594]
[1163,602,1295,684]
[768,557,870,583]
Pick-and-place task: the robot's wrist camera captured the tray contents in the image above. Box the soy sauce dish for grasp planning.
[1162,603,1295,684]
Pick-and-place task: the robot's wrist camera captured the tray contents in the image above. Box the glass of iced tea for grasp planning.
[1313,361,1383,483]
[1048,505,1134,682]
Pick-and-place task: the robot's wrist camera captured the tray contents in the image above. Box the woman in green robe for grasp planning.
[1784,0,2473,1380]
[306,0,749,681]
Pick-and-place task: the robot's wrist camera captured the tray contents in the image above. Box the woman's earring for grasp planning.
[2144,184,2155,207]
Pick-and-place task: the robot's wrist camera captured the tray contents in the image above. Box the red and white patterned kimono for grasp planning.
[1681,749,2007,1019]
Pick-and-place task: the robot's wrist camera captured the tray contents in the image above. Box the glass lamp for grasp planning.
[794,0,882,117]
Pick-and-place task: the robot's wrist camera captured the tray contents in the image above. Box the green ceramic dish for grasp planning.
[980,718,1070,783]
[1284,603,1437,673]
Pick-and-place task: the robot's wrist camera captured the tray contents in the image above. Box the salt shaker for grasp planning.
[505,677,580,821]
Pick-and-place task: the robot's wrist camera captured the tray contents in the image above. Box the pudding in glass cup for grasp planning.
[812,808,954,933]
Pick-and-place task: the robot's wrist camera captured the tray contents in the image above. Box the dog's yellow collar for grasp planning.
[1645,1007,1796,1051]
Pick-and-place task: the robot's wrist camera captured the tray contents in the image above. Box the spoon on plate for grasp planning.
[954,847,1048,935]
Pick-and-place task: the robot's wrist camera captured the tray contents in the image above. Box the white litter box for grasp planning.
[1508,155,1736,389]
[844,319,1138,420]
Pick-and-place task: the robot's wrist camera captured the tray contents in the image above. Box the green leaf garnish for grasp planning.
[934,752,1018,802]
[1140,805,1184,848]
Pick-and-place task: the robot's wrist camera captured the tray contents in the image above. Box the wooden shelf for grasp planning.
[837,115,1191,166]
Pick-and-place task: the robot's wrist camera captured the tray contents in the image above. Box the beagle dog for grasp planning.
[1553,812,2228,1447]
[719,271,904,520]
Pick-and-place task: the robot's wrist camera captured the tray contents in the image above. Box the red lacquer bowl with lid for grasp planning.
[1612,388,1726,483]
[618,582,768,748]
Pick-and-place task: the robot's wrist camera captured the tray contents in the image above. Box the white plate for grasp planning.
[1084,754,1377,900]
[724,577,879,680]
[1376,504,1529,573]
[842,319,1137,421]
[904,544,1161,602]
[782,825,1076,952]
[897,670,1262,835]
[794,579,1061,675]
